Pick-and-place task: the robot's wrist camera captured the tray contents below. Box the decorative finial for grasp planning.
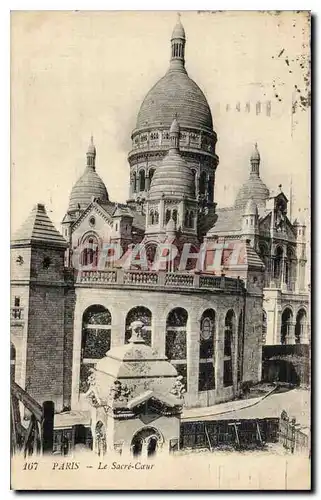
[278,184,282,190]
[91,134,94,145]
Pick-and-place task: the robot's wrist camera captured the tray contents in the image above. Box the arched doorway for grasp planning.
[295,309,307,344]
[80,305,112,393]
[125,307,152,345]
[224,310,236,387]
[131,427,163,458]
[198,309,215,392]
[281,308,293,345]
[166,308,188,390]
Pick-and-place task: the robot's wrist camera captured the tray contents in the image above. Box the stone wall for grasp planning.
[70,285,260,409]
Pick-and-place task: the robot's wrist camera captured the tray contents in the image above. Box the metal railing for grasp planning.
[11,381,54,457]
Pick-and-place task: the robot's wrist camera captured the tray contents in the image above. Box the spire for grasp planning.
[250,142,260,177]
[169,14,186,73]
[86,135,96,170]
[169,117,180,152]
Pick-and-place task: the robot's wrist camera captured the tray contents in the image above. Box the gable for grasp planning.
[71,205,114,249]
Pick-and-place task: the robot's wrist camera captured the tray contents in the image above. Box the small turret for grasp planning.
[242,198,259,247]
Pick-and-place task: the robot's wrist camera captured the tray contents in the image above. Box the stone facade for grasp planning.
[207,147,310,347]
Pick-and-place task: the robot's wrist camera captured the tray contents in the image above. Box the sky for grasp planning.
[10,10,310,233]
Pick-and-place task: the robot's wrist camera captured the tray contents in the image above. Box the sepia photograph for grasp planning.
[10,9,311,490]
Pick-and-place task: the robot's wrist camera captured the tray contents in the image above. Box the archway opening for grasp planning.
[199,309,215,391]
[224,310,236,387]
[80,305,112,393]
[131,427,162,458]
[125,307,152,345]
[281,308,293,345]
[295,309,307,344]
[166,308,188,390]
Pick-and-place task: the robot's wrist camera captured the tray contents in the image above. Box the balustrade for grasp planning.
[165,273,194,287]
[75,269,243,293]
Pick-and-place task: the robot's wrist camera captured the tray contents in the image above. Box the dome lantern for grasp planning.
[170,14,186,72]
[250,143,260,176]
[86,135,96,170]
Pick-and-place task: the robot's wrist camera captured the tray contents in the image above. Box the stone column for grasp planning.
[152,307,166,356]
[215,312,225,396]
[159,198,165,228]
[71,299,83,410]
[287,320,296,345]
[178,199,185,230]
[111,309,126,347]
[232,316,239,392]
[186,316,200,399]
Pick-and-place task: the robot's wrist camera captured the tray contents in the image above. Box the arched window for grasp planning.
[281,308,293,345]
[199,171,207,195]
[132,172,137,193]
[184,210,189,227]
[172,209,178,224]
[165,209,171,224]
[166,308,188,390]
[81,235,99,268]
[286,247,296,290]
[146,243,157,268]
[80,305,112,393]
[199,309,215,391]
[262,310,267,344]
[295,309,307,344]
[139,170,145,192]
[131,428,163,458]
[149,210,154,225]
[224,310,236,387]
[11,342,16,381]
[274,246,283,280]
[188,211,194,228]
[149,168,156,188]
[125,307,152,345]
[237,311,244,382]
[154,210,159,224]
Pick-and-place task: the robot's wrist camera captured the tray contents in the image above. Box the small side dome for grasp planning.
[171,15,185,40]
[250,143,260,162]
[244,198,258,216]
[68,169,108,212]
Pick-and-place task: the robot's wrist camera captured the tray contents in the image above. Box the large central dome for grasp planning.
[136,71,213,131]
[136,17,213,132]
